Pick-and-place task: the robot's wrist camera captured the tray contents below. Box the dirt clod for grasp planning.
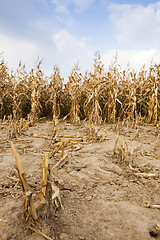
[59,233,69,240]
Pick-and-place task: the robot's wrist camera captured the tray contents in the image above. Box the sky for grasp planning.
[0,0,160,80]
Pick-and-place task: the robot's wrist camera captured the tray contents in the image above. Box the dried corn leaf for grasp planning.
[51,183,64,210]
[28,226,54,240]
[11,141,24,175]
[52,153,68,170]
[135,173,156,178]
[11,142,38,225]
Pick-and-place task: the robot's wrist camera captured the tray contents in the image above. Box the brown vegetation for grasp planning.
[0,56,160,126]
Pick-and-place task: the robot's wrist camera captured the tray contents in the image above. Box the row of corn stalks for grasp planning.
[0,56,160,125]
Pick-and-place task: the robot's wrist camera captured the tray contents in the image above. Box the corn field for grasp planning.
[0,56,160,125]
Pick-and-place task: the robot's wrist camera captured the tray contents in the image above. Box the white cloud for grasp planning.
[51,0,73,26]
[108,2,160,48]
[0,33,39,70]
[102,49,160,71]
[52,30,92,78]
[73,0,94,11]
[52,0,94,12]
[0,30,93,81]
[51,0,94,26]
[51,0,95,27]
[1,31,160,83]
[52,30,88,52]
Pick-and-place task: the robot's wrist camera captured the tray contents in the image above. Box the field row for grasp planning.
[0,57,160,124]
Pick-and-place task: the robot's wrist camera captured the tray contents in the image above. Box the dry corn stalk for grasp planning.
[52,153,68,171]
[144,202,160,209]
[135,172,156,178]
[85,124,106,142]
[11,141,39,225]
[47,168,64,210]
[113,132,119,155]
[131,142,134,156]
[28,226,54,240]
[65,65,82,124]
[11,141,64,227]
[46,65,63,119]
[40,153,64,211]
[42,152,49,196]
[1,56,160,124]
[121,139,125,162]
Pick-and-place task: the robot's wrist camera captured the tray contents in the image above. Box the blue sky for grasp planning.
[0,0,160,80]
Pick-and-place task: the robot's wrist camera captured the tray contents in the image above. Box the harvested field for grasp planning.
[0,120,160,240]
[0,56,160,239]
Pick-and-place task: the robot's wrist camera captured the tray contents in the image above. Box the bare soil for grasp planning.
[0,120,160,240]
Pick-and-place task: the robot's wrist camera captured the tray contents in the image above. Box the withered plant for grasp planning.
[82,53,106,124]
[27,59,44,123]
[65,64,82,124]
[45,65,63,120]
[0,55,160,126]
